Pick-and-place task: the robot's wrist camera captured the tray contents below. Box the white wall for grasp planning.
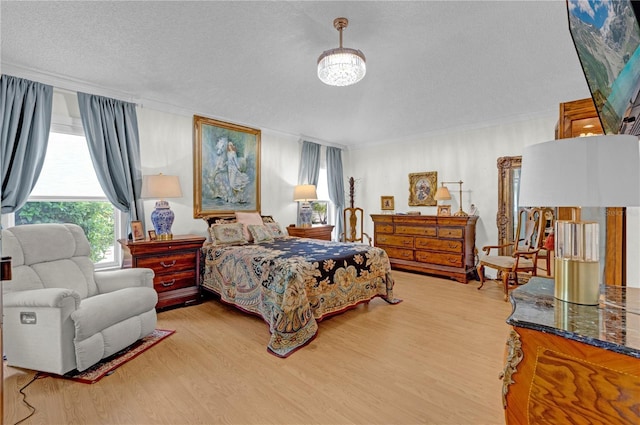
[137,106,639,286]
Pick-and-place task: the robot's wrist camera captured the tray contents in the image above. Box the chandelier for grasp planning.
[317,17,366,87]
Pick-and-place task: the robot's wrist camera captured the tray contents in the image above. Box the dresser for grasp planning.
[503,277,639,424]
[287,224,334,241]
[119,234,206,309]
[370,214,477,283]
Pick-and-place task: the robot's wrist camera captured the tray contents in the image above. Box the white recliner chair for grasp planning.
[2,223,158,375]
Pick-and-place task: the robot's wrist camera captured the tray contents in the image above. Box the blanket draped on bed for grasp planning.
[201,238,399,357]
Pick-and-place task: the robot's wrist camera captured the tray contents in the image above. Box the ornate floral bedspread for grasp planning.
[201,237,399,357]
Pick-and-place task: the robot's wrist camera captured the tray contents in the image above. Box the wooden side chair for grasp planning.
[341,207,372,245]
[536,208,555,277]
[477,207,546,300]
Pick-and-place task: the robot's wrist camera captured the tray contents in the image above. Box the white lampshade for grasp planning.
[293,184,318,202]
[519,135,640,208]
[141,174,183,199]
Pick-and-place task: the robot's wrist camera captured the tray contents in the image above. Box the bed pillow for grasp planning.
[247,224,275,244]
[235,211,264,241]
[210,223,248,245]
[265,222,286,238]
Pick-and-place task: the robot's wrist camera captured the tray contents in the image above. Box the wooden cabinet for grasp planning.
[286,225,334,241]
[370,214,478,283]
[503,278,640,424]
[119,235,206,309]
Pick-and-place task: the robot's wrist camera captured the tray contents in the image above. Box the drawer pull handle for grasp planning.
[403,253,412,258]
[161,279,176,287]
[160,260,176,268]
[403,240,412,245]
[448,258,457,263]
[448,243,457,248]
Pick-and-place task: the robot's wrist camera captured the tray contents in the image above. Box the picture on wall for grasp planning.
[408,171,437,206]
[193,115,261,217]
[381,196,395,211]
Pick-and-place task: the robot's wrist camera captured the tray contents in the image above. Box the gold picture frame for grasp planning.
[193,115,261,218]
[131,221,145,241]
[437,205,451,216]
[408,171,437,206]
[381,196,395,211]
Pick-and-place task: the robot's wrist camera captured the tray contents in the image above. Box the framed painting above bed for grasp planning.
[193,115,261,218]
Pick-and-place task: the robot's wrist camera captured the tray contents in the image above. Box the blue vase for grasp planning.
[150,200,175,240]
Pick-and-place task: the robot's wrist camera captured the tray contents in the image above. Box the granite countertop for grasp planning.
[507,277,640,359]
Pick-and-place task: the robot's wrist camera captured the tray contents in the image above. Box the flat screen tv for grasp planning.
[567,0,640,135]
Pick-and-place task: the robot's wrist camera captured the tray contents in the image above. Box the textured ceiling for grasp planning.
[1,1,591,148]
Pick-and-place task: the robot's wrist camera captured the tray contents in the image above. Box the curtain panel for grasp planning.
[326,146,345,238]
[297,140,320,186]
[0,75,53,213]
[77,92,144,222]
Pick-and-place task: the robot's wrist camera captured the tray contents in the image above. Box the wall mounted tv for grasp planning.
[567,0,640,135]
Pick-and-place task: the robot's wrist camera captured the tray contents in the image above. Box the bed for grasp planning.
[200,214,400,357]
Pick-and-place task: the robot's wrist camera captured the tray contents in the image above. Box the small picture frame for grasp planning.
[148,230,157,241]
[437,205,451,217]
[131,221,145,241]
[381,196,395,211]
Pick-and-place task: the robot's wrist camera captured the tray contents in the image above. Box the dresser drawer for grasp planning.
[415,237,463,253]
[375,224,394,234]
[395,225,437,236]
[416,251,463,267]
[136,252,196,273]
[383,247,414,261]
[376,234,414,248]
[154,270,196,293]
[438,227,463,238]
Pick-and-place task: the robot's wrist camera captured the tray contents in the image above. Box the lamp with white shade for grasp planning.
[293,184,317,228]
[141,174,183,240]
[519,135,640,305]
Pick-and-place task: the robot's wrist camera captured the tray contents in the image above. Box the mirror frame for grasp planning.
[497,155,521,255]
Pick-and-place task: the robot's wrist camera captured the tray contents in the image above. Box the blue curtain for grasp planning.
[326,147,345,238]
[298,140,320,185]
[77,92,144,222]
[0,75,53,213]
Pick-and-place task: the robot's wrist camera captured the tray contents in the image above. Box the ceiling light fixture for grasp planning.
[317,17,366,87]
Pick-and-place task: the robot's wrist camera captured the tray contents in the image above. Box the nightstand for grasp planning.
[118,234,206,309]
[286,225,335,241]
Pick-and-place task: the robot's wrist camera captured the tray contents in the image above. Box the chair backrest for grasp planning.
[511,207,545,254]
[342,207,366,243]
[2,223,97,298]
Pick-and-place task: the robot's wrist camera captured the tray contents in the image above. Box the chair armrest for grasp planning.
[480,243,512,255]
[3,287,81,309]
[513,248,541,258]
[94,268,155,294]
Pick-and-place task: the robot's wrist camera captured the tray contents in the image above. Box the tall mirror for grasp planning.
[497,156,521,255]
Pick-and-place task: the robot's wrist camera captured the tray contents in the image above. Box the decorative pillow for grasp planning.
[265,222,286,238]
[210,223,247,245]
[235,211,264,241]
[247,224,275,244]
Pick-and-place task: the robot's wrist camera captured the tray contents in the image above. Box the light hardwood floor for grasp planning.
[4,272,514,425]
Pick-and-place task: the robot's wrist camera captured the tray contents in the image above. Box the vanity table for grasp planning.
[502,277,639,424]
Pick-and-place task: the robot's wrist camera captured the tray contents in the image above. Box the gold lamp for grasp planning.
[293,184,317,228]
[435,180,467,216]
[141,173,183,240]
[519,135,640,305]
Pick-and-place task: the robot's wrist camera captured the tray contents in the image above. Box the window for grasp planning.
[8,131,124,268]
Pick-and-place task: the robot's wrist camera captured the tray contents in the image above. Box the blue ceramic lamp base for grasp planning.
[151,200,175,240]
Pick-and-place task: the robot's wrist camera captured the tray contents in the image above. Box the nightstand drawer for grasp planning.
[153,270,196,293]
[137,252,196,273]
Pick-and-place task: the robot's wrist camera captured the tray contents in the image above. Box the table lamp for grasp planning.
[293,184,317,228]
[519,135,640,305]
[435,180,467,216]
[141,173,183,240]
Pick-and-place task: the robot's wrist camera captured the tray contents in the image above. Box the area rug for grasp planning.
[50,329,175,384]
